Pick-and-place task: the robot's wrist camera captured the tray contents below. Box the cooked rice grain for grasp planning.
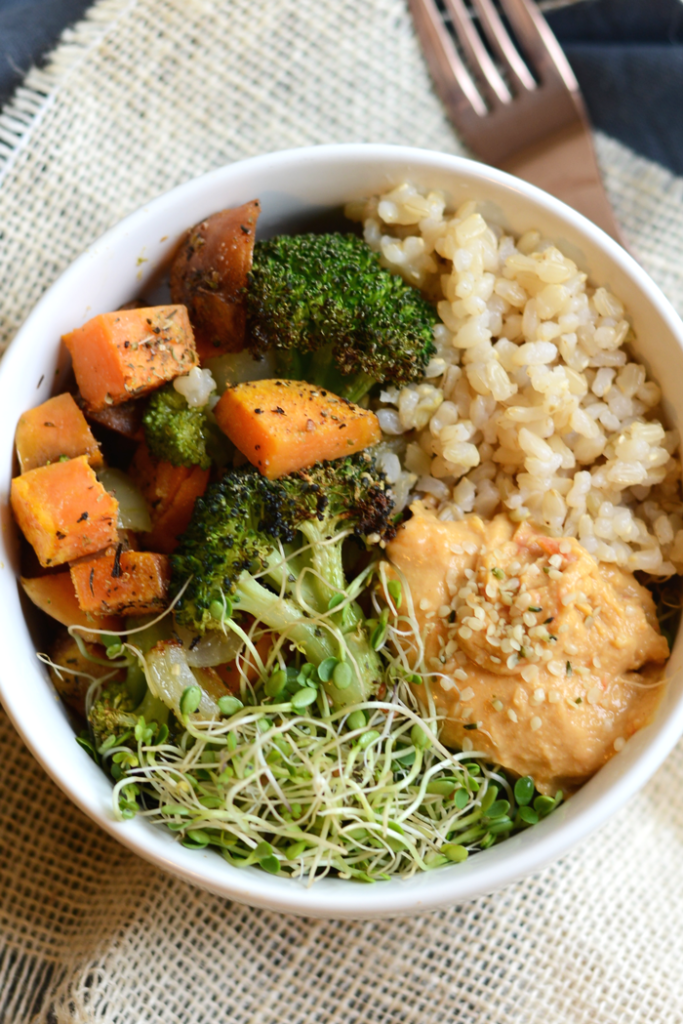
[346,183,683,575]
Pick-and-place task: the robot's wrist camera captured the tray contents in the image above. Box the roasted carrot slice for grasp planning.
[145,468,210,553]
[170,200,260,361]
[70,549,171,616]
[128,441,187,513]
[21,572,122,642]
[213,379,381,478]
[11,455,119,567]
[15,393,103,473]
[62,305,198,411]
[128,442,209,553]
[215,633,273,693]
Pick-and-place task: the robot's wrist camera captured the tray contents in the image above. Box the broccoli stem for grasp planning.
[137,688,170,727]
[304,344,377,404]
[125,662,148,705]
[235,574,332,657]
[334,371,377,405]
[233,574,379,706]
[273,348,313,381]
[284,520,376,684]
[261,546,318,610]
[296,521,348,609]
[125,617,173,724]
[295,522,373,649]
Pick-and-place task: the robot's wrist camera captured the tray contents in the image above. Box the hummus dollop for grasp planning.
[386,509,669,795]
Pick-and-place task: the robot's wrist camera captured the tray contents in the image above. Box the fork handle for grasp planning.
[500,122,626,246]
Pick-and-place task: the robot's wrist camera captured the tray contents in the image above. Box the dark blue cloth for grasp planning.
[0,0,92,103]
[545,0,683,175]
[1,0,682,174]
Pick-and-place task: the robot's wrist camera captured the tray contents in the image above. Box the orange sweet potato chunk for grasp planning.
[15,393,103,473]
[169,200,260,361]
[128,442,209,553]
[21,572,123,641]
[62,305,198,411]
[213,379,381,478]
[70,549,171,616]
[11,455,119,568]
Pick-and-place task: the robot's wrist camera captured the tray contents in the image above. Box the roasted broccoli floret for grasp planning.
[88,620,172,750]
[143,383,212,469]
[170,451,395,705]
[89,675,169,751]
[246,233,437,403]
[88,679,137,749]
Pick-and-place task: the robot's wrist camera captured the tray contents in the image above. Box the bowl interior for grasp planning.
[1,145,683,920]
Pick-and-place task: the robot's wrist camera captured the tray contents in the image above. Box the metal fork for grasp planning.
[408,0,624,243]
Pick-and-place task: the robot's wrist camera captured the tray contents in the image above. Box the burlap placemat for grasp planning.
[1,2,683,1021]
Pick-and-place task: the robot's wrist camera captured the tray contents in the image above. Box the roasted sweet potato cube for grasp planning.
[15,393,103,473]
[21,572,123,642]
[62,305,198,411]
[170,200,260,361]
[213,379,381,478]
[11,455,119,567]
[70,549,171,616]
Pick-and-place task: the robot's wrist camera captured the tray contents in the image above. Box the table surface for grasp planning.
[1,0,682,173]
[1,3,683,1022]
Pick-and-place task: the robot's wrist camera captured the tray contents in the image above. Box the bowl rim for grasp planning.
[3,142,683,919]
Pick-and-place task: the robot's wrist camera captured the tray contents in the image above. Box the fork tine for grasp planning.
[469,0,536,91]
[408,0,487,118]
[442,0,511,104]
[498,0,580,93]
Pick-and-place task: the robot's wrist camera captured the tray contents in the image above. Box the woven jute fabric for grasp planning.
[1,1,683,1021]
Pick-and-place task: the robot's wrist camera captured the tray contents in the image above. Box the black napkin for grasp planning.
[0,0,92,103]
[0,0,682,173]
[546,0,683,174]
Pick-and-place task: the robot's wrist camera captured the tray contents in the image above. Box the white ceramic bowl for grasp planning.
[2,144,683,920]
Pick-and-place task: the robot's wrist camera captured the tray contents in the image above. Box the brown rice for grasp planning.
[345,183,683,575]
